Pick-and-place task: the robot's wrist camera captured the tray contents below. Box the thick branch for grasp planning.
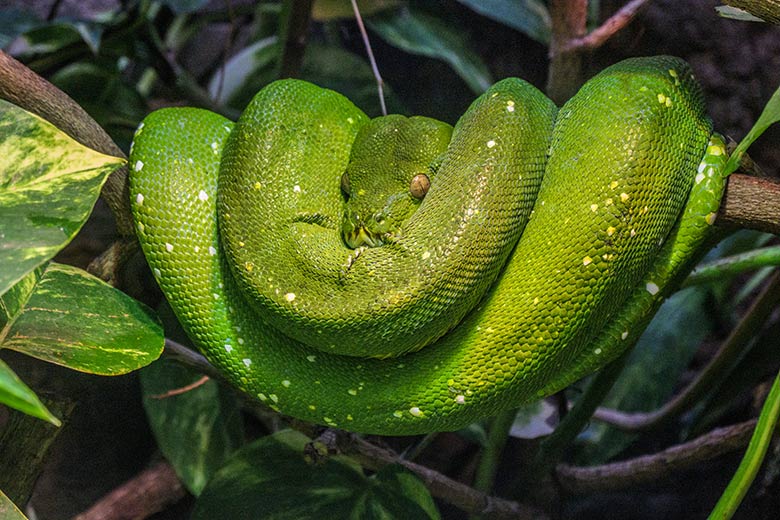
[546,0,588,104]
[0,51,133,237]
[556,419,758,494]
[718,174,780,235]
[72,461,186,520]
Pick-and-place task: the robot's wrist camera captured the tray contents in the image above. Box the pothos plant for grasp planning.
[0,1,779,519]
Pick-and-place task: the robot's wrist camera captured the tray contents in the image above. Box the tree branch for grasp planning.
[546,0,588,104]
[718,174,780,235]
[556,418,759,494]
[72,461,186,520]
[340,433,546,520]
[558,0,654,55]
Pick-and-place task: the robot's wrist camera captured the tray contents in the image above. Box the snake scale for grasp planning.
[129,56,728,434]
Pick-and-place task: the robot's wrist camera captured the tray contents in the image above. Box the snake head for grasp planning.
[340,115,452,249]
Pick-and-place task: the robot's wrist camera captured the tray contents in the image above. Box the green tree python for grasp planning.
[129,56,728,435]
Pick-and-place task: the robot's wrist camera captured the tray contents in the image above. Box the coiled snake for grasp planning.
[129,56,727,435]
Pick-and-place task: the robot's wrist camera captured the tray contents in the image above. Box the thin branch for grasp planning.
[163,339,225,382]
[150,375,211,399]
[557,0,654,55]
[340,433,545,520]
[556,418,759,494]
[72,461,187,520]
[351,0,387,116]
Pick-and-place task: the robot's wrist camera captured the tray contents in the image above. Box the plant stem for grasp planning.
[470,408,517,516]
[709,371,780,519]
[276,0,314,79]
[683,246,780,287]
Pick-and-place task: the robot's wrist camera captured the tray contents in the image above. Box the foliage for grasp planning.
[0,1,778,519]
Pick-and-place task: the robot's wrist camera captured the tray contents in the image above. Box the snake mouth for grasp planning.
[344,226,386,249]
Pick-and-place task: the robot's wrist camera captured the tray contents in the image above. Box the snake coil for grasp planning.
[130,56,727,434]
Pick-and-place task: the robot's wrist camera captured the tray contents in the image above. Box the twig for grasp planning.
[150,375,210,399]
[72,461,187,520]
[593,270,780,432]
[340,433,545,520]
[557,0,654,55]
[351,0,387,116]
[556,418,759,494]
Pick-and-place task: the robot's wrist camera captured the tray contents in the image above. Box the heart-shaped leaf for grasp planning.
[2,263,163,376]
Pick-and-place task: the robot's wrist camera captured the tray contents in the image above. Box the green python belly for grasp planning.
[129,56,727,435]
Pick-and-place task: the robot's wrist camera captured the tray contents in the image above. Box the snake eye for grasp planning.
[410,173,430,200]
[340,171,350,201]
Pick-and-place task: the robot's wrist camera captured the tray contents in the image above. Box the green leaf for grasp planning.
[0,98,124,297]
[0,358,59,426]
[726,83,780,174]
[0,489,28,520]
[455,0,551,44]
[1,263,163,375]
[193,430,440,519]
[141,357,244,495]
[0,267,58,424]
[368,7,493,94]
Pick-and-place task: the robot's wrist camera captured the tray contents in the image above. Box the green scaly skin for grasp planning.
[129,56,728,435]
